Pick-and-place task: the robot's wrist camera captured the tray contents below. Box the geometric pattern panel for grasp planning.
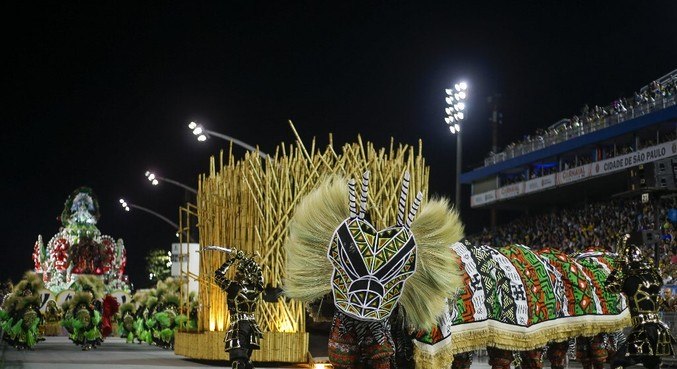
[328,218,416,321]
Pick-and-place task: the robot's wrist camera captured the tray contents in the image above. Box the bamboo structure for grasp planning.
[175,122,429,362]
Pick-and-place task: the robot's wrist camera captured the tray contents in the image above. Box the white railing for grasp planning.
[484,94,676,167]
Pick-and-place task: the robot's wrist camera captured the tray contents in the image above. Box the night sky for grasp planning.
[2,2,676,288]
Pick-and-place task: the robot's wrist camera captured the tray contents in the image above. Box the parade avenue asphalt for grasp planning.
[1,336,657,369]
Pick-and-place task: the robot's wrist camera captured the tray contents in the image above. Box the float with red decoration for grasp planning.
[32,187,130,294]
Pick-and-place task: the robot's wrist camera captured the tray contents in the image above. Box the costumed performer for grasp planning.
[210,246,264,369]
[0,272,44,350]
[606,234,676,369]
[284,171,464,369]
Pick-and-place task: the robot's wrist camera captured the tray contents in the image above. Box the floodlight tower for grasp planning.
[444,81,468,211]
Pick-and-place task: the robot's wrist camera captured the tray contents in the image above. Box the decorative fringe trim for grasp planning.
[413,309,631,369]
[413,334,455,369]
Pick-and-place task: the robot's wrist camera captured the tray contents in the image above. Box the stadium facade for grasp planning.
[463,70,677,211]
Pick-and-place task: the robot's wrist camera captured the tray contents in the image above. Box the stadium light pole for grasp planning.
[444,81,468,212]
[144,171,197,194]
[188,121,270,160]
[119,198,179,230]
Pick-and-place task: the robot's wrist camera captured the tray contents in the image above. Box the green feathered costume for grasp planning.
[0,272,45,350]
[61,292,102,350]
[118,302,136,343]
[61,276,106,350]
[147,277,190,349]
[129,289,152,344]
[284,173,464,368]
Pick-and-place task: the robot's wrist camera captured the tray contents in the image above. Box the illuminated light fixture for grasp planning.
[312,357,332,369]
[119,198,180,235]
[144,171,197,193]
[444,79,469,211]
[119,199,129,210]
[187,121,270,159]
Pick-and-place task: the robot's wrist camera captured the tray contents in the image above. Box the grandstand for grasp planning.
[462,70,677,305]
[463,69,677,211]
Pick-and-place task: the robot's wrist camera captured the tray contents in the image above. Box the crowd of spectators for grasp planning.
[485,72,677,167]
[468,196,677,287]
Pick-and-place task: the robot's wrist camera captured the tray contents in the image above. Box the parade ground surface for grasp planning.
[1,336,662,369]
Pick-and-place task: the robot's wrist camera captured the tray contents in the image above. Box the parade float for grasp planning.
[32,187,130,295]
[174,123,633,366]
[30,187,131,336]
[175,123,432,363]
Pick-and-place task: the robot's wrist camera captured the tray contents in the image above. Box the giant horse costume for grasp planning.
[285,172,465,369]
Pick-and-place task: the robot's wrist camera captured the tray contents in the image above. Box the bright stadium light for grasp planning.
[186,121,269,159]
[118,198,179,229]
[443,79,470,212]
[144,171,197,194]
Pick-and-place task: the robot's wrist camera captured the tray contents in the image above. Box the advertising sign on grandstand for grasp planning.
[525,173,556,193]
[471,190,496,207]
[556,164,591,185]
[592,139,677,176]
[469,140,677,208]
[497,182,524,200]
